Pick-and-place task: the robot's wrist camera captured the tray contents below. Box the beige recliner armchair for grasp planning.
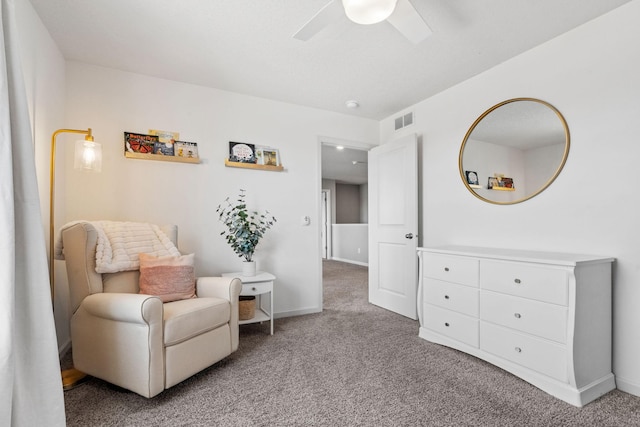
[61,222,241,398]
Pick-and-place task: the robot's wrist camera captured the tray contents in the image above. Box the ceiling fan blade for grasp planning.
[386,0,432,44]
[293,0,344,41]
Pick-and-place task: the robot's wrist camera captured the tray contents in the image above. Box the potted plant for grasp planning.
[216,189,276,276]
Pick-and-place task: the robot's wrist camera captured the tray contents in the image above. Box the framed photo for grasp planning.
[501,177,514,188]
[465,170,480,186]
[175,141,198,159]
[124,132,157,154]
[229,142,257,163]
[261,148,280,166]
[487,176,499,189]
[149,129,179,156]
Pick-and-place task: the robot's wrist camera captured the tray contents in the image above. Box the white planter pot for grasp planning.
[242,261,256,277]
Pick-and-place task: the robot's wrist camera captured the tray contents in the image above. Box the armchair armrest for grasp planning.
[81,293,163,324]
[72,292,165,397]
[196,276,242,352]
[196,276,242,301]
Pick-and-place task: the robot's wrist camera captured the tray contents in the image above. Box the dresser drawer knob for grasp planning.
[444,322,450,327]
[444,295,450,300]
[444,267,450,272]
[252,287,257,291]
[514,313,521,319]
[515,347,522,353]
[514,278,521,284]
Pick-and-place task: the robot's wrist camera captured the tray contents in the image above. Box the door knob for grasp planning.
[405,233,414,239]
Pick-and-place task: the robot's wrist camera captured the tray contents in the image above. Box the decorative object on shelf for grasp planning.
[488,174,515,191]
[465,170,480,188]
[256,147,280,166]
[149,129,179,156]
[216,189,277,276]
[124,130,200,164]
[229,141,257,163]
[124,132,157,154]
[239,295,256,320]
[175,141,199,159]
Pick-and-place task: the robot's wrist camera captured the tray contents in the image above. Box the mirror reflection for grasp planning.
[459,98,570,205]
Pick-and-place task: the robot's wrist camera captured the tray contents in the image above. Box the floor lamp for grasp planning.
[50,128,102,390]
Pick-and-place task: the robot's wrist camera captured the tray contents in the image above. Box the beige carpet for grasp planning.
[62,260,640,426]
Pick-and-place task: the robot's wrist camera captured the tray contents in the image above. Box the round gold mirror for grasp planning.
[459,98,570,205]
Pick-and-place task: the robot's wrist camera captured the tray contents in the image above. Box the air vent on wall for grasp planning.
[394,112,414,131]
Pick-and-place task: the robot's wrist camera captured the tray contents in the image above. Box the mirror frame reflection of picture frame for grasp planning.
[487,177,499,189]
[465,170,480,186]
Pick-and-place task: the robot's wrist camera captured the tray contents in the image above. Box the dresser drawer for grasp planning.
[480,322,567,382]
[423,253,479,287]
[424,304,479,348]
[425,279,479,317]
[480,291,567,343]
[480,261,568,305]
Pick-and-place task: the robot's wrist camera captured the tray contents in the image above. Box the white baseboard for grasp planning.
[330,257,368,267]
[616,376,640,397]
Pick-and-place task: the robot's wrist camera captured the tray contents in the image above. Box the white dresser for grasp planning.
[417,245,615,407]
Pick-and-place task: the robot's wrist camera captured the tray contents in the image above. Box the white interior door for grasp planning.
[368,134,418,319]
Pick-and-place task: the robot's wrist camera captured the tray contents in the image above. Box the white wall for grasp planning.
[61,63,379,331]
[15,0,68,352]
[381,1,640,397]
[331,224,368,266]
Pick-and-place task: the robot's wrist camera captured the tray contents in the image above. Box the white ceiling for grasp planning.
[322,145,369,185]
[28,0,630,121]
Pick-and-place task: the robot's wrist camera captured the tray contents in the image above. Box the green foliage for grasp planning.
[216,190,276,262]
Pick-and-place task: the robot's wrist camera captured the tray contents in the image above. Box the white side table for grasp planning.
[222,271,275,335]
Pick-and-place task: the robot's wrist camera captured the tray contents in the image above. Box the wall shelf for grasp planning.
[125,152,200,164]
[490,187,515,191]
[224,159,284,171]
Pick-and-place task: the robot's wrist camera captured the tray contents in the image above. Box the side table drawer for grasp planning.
[241,282,272,296]
[424,304,479,348]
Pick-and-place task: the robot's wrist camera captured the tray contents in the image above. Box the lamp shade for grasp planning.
[74,139,102,172]
[342,0,398,25]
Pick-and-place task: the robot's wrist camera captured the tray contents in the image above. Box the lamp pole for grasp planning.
[49,128,94,299]
[50,127,100,390]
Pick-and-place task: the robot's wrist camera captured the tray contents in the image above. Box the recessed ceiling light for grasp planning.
[336,146,344,150]
[345,100,359,109]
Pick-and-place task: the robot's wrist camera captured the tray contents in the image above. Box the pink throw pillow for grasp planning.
[139,253,196,302]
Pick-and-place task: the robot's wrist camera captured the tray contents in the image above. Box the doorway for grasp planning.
[319,138,374,308]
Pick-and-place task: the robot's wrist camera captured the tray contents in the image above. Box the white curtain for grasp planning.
[0,0,66,425]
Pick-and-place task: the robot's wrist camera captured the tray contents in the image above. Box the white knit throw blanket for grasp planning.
[55,221,180,273]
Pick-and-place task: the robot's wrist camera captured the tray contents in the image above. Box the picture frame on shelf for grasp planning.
[175,141,199,159]
[229,142,257,163]
[124,132,157,154]
[261,148,280,166]
[487,176,499,189]
[465,170,481,188]
[149,129,179,156]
